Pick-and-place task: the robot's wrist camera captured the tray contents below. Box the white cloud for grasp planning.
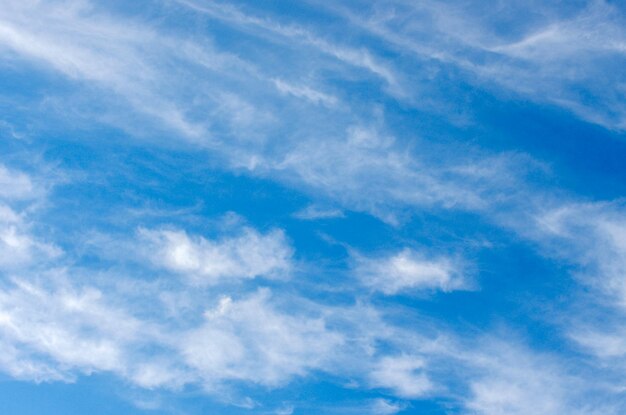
[570,328,626,359]
[0,204,53,269]
[274,405,294,415]
[355,248,466,294]
[260,124,517,223]
[272,79,338,107]
[0,205,60,269]
[0,0,215,137]
[326,0,626,129]
[0,164,373,397]
[370,398,406,415]
[537,202,626,390]
[0,272,350,393]
[174,0,399,89]
[0,164,37,200]
[0,0,533,227]
[1,2,625,412]
[530,201,626,305]
[181,289,344,387]
[0,275,143,380]
[138,226,292,285]
[0,238,614,413]
[0,165,59,269]
[0,0,393,145]
[370,355,432,398]
[459,340,583,415]
[293,204,344,220]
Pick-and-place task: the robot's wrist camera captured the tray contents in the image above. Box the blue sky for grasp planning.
[1,0,626,414]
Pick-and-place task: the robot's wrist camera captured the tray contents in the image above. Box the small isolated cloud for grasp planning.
[293,204,344,220]
[272,78,338,107]
[370,355,432,398]
[370,398,406,415]
[138,226,292,285]
[354,248,467,295]
[274,404,294,415]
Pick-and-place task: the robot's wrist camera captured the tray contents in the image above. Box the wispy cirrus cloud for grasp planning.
[527,201,626,305]
[318,0,626,129]
[0,0,537,226]
[0,164,60,270]
[0,204,60,269]
[293,204,344,220]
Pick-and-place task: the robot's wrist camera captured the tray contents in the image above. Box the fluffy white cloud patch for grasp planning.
[0,275,347,393]
[355,248,466,294]
[180,289,344,387]
[0,276,144,381]
[369,355,432,398]
[139,226,292,284]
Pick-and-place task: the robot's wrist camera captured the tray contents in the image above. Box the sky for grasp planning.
[0,0,626,414]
